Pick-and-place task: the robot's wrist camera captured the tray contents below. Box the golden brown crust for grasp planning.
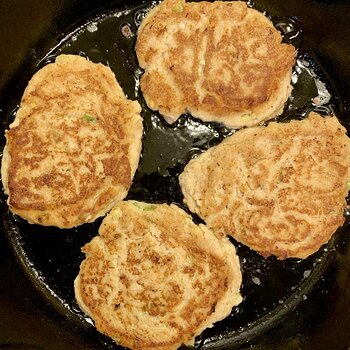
[136,0,295,128]
[1,55,143,228]
[179,113,350,259]
[74,201,242,350]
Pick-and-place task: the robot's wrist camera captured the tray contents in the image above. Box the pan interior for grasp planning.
[1,1,350,349]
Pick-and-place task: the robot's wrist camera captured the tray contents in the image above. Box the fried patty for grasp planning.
[74,201,242,350]
[136,0,295,128]
[179,112,350,259]
[1,55,143,228]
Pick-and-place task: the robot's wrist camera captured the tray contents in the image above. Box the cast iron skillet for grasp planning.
[1,1,350,349]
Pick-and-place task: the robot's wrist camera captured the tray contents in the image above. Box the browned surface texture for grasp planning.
[136,0,295,128]
[74,201,242,350]
[1,55,143,228]
[180,113,350,259]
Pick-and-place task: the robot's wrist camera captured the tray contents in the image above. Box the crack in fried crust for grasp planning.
[136,0,295,128]
[74,201,242,350]
[179,113,350,259]
[1,55,143,228]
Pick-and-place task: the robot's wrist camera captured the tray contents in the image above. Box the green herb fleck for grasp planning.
[132,202,157,211]
[83,113,97,123]
[132,202,143,209]
[347,181,350,190]
[143,205,157,211]
[172,1,184,12]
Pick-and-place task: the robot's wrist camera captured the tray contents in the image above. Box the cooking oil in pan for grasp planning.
[1,1,349,349]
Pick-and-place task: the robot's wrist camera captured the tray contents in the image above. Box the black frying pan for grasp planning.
[1,1,350,349]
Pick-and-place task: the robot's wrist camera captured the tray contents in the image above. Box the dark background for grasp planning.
[1,0,350,349]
